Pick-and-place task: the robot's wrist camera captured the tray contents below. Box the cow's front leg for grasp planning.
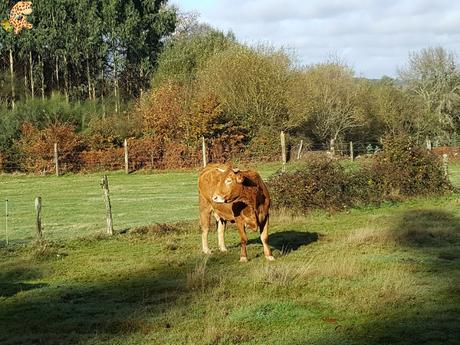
[236,218,248,262]
[260,217,275,261]
[199,197,212,255]
[217,218,227,252]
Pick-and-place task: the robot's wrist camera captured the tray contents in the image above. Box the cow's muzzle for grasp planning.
[212,195,226,204]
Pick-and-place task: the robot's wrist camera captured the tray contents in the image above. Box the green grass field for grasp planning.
[0,162,459,344]
[0,163,283,242]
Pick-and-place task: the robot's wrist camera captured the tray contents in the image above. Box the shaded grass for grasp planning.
[0,161,459,344]
[0,194,459,344]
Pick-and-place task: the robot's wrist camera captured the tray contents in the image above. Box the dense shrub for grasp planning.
[432,146,460,161]
[0,151,4,171]
[79,148,124,172]
[373,135,451,197]
[268,157,352,211]
[15,122,83,173]
[268,135,451,213]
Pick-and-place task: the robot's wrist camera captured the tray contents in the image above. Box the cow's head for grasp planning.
[212,167,244,204]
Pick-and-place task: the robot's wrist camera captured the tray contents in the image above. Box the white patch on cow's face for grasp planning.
[212,195,226,204]
[217,168,226,173]
[225,177,232,185]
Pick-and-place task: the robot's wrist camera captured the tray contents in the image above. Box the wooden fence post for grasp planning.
[124,139,129,174]
[443,154,449,178]
[280,131,286,170]
[297,140,303,160]
[350,141,354,161]
[101,175,114,235]
[54,143,59,176]
[330,139,335,156]
[35,197,43,240]
[5,199,8,246]
[426,138,432,151]
[202,136,207,168]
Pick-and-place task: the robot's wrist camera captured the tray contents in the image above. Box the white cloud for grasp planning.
[172,0,460,78]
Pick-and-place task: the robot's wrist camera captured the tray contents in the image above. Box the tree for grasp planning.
[197,44,291,136]
[399,47,460,140]
[370,77,427,140]
[297,62,366,143]
[152,26,235,86]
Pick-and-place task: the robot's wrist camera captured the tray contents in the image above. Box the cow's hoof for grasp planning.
[202,249,212,255]
[239,257,248,263]
[219,247,228,253]
[265,256,275,261]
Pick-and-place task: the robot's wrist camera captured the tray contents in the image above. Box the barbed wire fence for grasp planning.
[1,133,458,246]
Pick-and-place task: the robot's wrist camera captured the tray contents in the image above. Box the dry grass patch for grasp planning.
[345,227,394,247]
[186,257,213,291]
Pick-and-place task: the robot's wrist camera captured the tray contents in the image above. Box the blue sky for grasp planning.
[169,0,460,78]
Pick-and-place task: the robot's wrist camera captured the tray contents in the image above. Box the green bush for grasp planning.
[268,135,452,213]
[373,134,451,197]
[268,157,352,211]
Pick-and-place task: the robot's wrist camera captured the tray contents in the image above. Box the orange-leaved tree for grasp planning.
[16,122,83,173]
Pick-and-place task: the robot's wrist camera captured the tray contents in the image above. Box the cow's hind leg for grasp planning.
[236,218,248,262]
[214,214,227,252]
[260,217,275,261]
[200,197,212,255]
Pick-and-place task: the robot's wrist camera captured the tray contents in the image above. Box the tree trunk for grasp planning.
[101,68,106,118]
[29,51,34,97]
[114,78,119,114]
[64,55,69,103]
[55,55,60,91]
[86,55,92,100]
[24,63,29,100]
[40,55,45,101]
[9,49,15,109]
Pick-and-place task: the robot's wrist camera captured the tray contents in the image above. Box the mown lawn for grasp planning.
[0,162,459,345]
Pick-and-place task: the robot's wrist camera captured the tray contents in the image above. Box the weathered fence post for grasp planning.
[443,154,449,178]
[297,140,303,160]
[5,199,8,246]
[54,143,59,176]
[330,139,335,156]
[350,141,354,161]
[280,131,287,171]
[426,138,432,151]
[124,139,129,174]
[101,175,114,235]
[35,197,43,240]
[202,136,207,168]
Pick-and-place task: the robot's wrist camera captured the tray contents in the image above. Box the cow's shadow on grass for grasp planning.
[247,230,319,254]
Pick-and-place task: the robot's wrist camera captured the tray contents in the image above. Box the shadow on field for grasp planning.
[0,249,201,345]
[330,209,460,345]
[247,231,319,254]
[0,265,49,298]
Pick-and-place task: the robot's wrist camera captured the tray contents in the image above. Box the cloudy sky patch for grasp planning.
[170,0,460,78]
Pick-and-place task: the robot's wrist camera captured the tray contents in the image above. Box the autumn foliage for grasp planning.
[16,122,83,173]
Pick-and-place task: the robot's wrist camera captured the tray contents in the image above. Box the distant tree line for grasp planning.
[1,7,460,172]
[0,0,176,106]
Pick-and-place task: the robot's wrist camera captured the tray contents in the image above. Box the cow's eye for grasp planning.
[225,178,232,185]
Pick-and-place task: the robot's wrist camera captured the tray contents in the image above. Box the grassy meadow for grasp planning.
[0,162,459,345]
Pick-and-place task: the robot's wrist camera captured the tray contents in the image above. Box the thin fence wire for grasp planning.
[1,139,458,245]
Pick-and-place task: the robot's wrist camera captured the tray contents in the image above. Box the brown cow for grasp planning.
[198,163,274,262]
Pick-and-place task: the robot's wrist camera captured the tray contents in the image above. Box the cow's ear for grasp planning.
[236,174,244,184]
